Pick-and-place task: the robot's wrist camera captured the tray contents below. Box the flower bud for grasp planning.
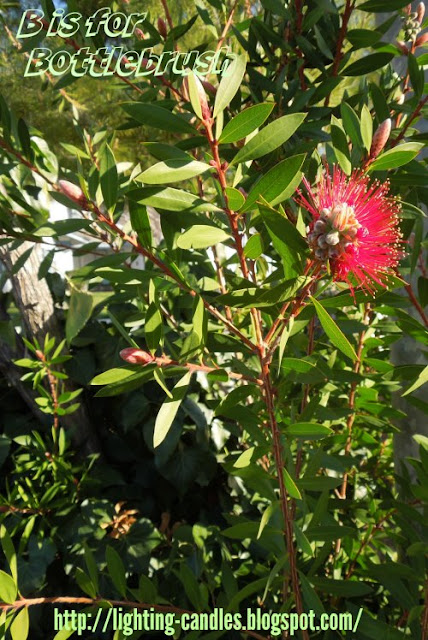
[157,17,167,38]
[58,180,88,206]
[187,73,211,121]
[135,28,145,40]
[370,118,392,159]
[201,80,217,96]
[120,348,155,365]
[415,32,428,46]
[417,2,425,23]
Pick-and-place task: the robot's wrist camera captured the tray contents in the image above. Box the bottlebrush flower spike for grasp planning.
[120,348,155,365]
[296,166,403,294]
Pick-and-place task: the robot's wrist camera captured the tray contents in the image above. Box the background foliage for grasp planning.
[0,0,427,639]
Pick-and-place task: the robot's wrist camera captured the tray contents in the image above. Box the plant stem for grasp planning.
[202,117,307,633]
[335,304,370,555]
[324,0,355,106]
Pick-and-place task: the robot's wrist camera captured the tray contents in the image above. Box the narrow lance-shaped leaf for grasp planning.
[106,546,127,597]
[145,302,163,354]
[137,159,211,184]
[10,607,29,640]
[310,296,357,362]
[177,225,230,250]
[219,103,274,144]
[231,113,307,165]
[213,54,247,118]
[99,144,118,212]
[66,288,93,344]
[241,154,305,212]
[153,372,192,447]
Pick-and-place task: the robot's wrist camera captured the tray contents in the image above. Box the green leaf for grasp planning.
[343,53,394,76]
[10,607,29,640]
[106,546,127,597]
[360,105,373,153]
[91,368,139,385]
[340,103,363,149]
[259,202,307,276]
[358,0,411,11]
[231,113,306,165]
[83,542,98,594]
[213,54,247,118]
[100,144,118,211]
[128,187,220,212]
[65,288,93,344]
[403,365,428,396]
[287,423,332,439]
[241,154,305,212]
[129,201,152,247]
[257,502,279,539]
[305,525,356,541]
[310,296,357,362]
[18,119,32,159]
[145,302,163,354]
[38,249,55,280]
[234,447,256,468]
[244,234,264,259]
[137,159,211,184]
[0,526,17,583]
[0,570,17,604]
[369,143,424,171]
[298,476,342,491]
[153,372,192,447]
[219,103,274,144]
[347,29,382,48]
[122,103,195,134]
[187,72,205,119]
[308,577,372,597]
[176,225,229,249]
[408,54,424,99]
[225,187,245,210]
[331,122,351,175]
[75,567,97,599]
[283,467,302,499]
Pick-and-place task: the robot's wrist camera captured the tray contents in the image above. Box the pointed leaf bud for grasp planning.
[370,118,392,159]
[415,32,428,46]
[135,27,145,40]
[157,17,167,38]
[58,180,88,206]
[417,2,425,23]
[120,348,155,365]
[396,40,409,54]
[186,72,211,121]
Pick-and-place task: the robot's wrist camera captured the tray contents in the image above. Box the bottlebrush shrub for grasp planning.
[0,1,427,639]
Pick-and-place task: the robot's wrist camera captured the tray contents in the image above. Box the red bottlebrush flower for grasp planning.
[120,348,155,365]
[296,166,403,294]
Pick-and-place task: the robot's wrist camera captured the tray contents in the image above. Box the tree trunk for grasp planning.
[0,239,101,456]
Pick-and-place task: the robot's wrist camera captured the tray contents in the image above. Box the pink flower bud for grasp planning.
[201,80,217,96]
[135,28,145,40]
[417,2,425,23]
[120,348,155,365]
[185,74,211,121]
[370,118,392,159]
[157,18,167,38]
[396,40,409,54]
[415,32,428,46]
[58,180,88,206]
